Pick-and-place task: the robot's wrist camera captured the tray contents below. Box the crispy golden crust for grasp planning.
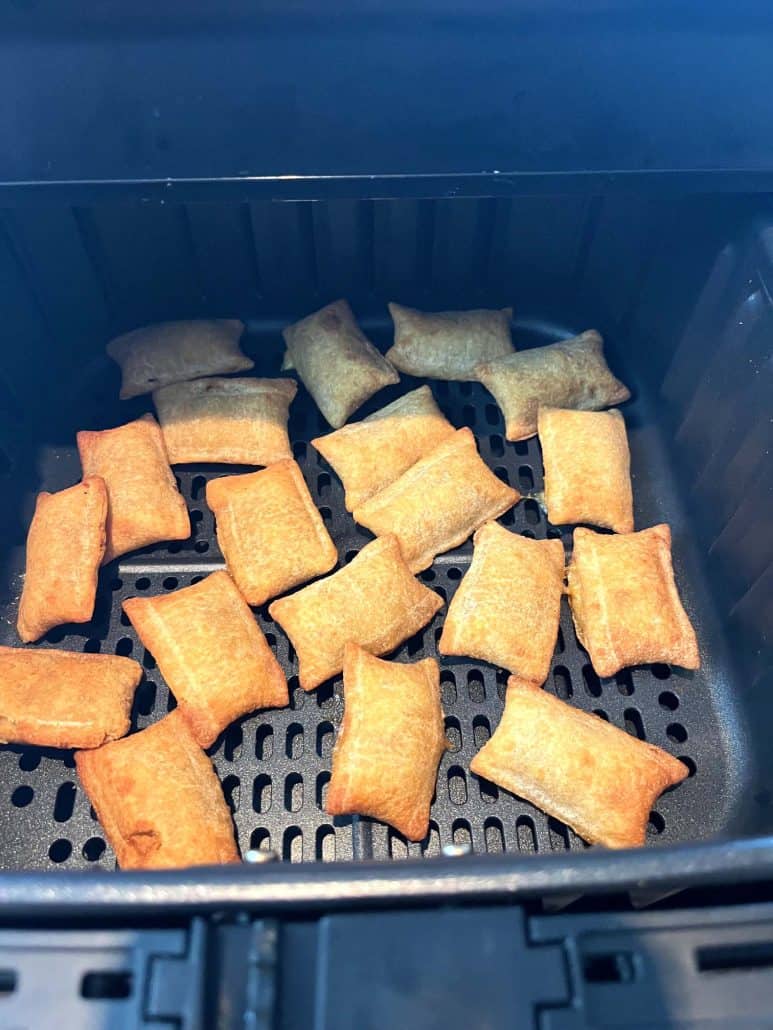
[385,303,514,380]
[123,571,288,747]
[107,319,252,400]
[327,644,448,840]
[153,376,297,465]
[17,476,108,643]
[268,535,443,691]
[567,525,700,678]
[75,710,240,869]
[470,677,689,848]
[475,330,631,442]
[439,522,564,683]
[312,386,456,511]
[77,414,190,563]
[353,428,520,572]
[538,407,634,534]
[0,646,140,749]
[206,460,338,606]
[282,300,399,428]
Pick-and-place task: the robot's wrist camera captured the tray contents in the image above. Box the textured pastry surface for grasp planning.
[282,299,399,428]
[206,460,338,606]
[312,385,456,511]
[123,570,288,747]
[470,677,689,848]
[439,522,564,684]
[154,376,297,465]
[567,524,700,678]
[353,427,520,572]
[475,330,631,441]
[327,644,448,841]
[77,414,190,563]
[0,646,140,749]
[76,710,240,869]
[268,535,443,691]
[385,303,514,380]
[539,406,634,533]
[17,476,108,643]
[107,319,252,399]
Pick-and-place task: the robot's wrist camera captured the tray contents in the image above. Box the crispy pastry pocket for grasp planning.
[268,535,443,691]
[327,644,448,841]
[77,414,190,563]
[123,571,288,747]
[153,376,297,466]
[107,319,252,399]
[206,460,338,606]
[312,386,456,511]
[385,302,514,380]
[282,299,399,428]
[76,710,240,869]
[17,476,108,643]
[567,524,700,678]
[353,427,520,572]
[475,330,630,441]
[439,522,564,684]
[471,677,689,848]
[538,406,634,533]
[0,646,140,749]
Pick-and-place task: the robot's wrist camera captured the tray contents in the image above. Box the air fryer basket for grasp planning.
[0,194,769,891]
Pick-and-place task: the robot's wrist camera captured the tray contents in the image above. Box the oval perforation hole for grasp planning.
[447,765,468,805]
[445,716,462,752]
[615,671,634,696]
[256,725,273,761]
[316,771,330,810]
[524,499,541,525]
[679,755,697,777]
[514,440,529,456]
[479,778,499,804]
[451,819,472,848]
[18,751,40,772]
[252,775,272,814]
[518,465,534,491]
[316,721,334,758]
[11,785,33,808]
[472,714,491,749]
[648,811,665,835]
[293,441,307,460]
[440,671,457,706]
[134,577,150,591]
[555,626,565,653]
[194,540,209,553]
[652,664,671,680]
[221,774,240,814]
[420,568,436,582]
[316,825,336,861]
[553,666,573,699]
[134,676,157,715]
[84,638,101,654]
[467,669,485,703]
[54,781,76,823]
[667,722,688,744]
[624,708,646,739]
[593,709,610,721]
[659,691,680,711]
[49,838,72,863]
[191,475,206,500]
[490,433,504,456]
[223,722,243,762]
[548,817,571,851]
[250,828,272,853]
[284,773,303,813]
[516,815,537,853]
[389,830,408,858]
[484,817,504,854]
[485,404,500,427]
[162,576,178,591]
[582,665,602,697]
[285,723,304,760]
[283,827,303,862]
[115,637,133,657]
[494,465,510,485]
[422,820,440,856]
[82,837,106,862]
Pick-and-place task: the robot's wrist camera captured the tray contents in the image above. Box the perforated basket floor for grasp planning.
[0,327,730,871]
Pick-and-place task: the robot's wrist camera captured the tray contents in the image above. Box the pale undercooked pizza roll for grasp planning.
[471,677,689,848]
[17,476,108,643]
[77,414,190,563]
[475,330,631,441]
[76,710,240,869]
[268,535,443,691]
[282,299,399,428]
[123,571,288,747]
[327,644,448,841]
[153,376,297,466]
[386,302,514,380]
[206,460,338,606]
[567,525,700,678]
[0,646,140,749]
[353,427,520,573]
[538,406,634,534]
[107,319,252,400]
[312,386,456,511]
[439,522,564,684]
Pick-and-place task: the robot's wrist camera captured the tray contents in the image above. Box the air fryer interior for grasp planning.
[0,192,769,871]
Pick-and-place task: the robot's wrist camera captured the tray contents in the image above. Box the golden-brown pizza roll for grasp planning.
[0,646,140,749]
[311,386,456,511]
[538,406,634,534]
[471,677,689,848]
[76,710,240,869]
[386,302,514,380]
[327,644,448,841]
[439,522,564,683]
[476,330,631,442]
[153,376,297,466]
[123,571,288,747]
[282,299,399,428]
[567,524,700,677]
[77,414,190,563]
[17,476,108,643]
[268,535,443,691]
[353,428,520,573]
[206,460,338,606]
[107,319,252,400]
